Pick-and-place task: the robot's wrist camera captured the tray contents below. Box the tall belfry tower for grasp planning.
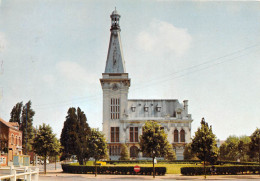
[100,9,131,143]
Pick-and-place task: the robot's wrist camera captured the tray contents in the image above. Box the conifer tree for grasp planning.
[20,101,35,154]
[191,118,218,165]
[75,107,91,165]
[119,144,130,160]
[60,108,78,159]
[9,102,23,125]
[60,107,91,165]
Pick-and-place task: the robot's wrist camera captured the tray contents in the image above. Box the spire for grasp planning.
[104,9,126,73]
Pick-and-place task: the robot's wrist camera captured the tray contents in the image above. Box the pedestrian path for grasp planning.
[39,170,260,181]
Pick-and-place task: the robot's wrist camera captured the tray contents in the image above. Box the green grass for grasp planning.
[106,163,199,174]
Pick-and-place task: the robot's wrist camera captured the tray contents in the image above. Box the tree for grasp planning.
[75,107,91,165]
[50,137,61,170]
[139,121,169,178]
[60,107,91,165]
[164,143,176,161]
[184,143,197,160]
[238,136,250,162]
[20,101,35,154]
[9,102,23,125]
[32,123,56,174]
[119,144,130,160]
[191,118,218,164]
[248,128,260,164]
[87,128,108,177]
[219,135,251,162]
[219,135,239,161]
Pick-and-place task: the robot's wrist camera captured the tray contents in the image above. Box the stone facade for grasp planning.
[100,9,193,160]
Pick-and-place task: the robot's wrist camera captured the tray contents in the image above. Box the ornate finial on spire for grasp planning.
[110,8,121,31]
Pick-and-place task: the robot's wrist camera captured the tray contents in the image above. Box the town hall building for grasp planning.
[100,9,193,160]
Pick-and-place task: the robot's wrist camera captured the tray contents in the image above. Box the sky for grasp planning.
[0,0,259,140]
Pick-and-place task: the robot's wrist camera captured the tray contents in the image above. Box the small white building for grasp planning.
[100,9,193,160]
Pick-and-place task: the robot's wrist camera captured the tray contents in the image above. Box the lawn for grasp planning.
[69,161,201,174]
[106,163,200,174]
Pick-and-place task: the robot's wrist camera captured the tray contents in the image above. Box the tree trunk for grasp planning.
[204,150,206,179]
[95,159,97,177]
[44,156,47,174]
[153,157,155,178]
[55,156,57,170]
[258,138,260,175]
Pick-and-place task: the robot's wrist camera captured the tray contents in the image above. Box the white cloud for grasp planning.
[56,61,97,84]
[137,20,192,57]
[0,32,7,52]
[42,74,55,85]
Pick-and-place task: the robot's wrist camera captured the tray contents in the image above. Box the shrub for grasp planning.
[216,161,259,166]
[181,166,260,175]
[62,164,166,175]
[105,160,201,165]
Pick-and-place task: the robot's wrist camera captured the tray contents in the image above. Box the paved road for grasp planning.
[36,162,62,172]
[39,173,260,181]
[39,167,260,181]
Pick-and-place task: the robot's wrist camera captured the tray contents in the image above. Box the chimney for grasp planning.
[183,100,188,114]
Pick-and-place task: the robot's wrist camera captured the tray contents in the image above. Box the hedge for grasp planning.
[181,166,260,175]
[106,160,201,165]
[62,164,166,175]
[217,161,259,166]
[106,160,258,165]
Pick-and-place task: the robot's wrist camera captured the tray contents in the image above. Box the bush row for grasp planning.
[106,160,201,164]
[106,160,258,166]
[217,161,259,166]
[62,164,166,175]
[181,166,260,175]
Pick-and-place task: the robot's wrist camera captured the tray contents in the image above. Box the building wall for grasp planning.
[0,121,22,162]
[8,128,23,158]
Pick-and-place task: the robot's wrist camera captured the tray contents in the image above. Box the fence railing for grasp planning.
[0,166,39,181]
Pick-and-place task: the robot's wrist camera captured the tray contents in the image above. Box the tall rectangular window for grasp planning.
[130,127,138,142]
[111,127,119,142]
[111,98,120,119]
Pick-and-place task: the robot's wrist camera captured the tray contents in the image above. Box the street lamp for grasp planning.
[257,132,260,176]
[95,138,98,177]
[152,150,155,178]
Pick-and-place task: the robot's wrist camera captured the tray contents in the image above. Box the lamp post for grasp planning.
[203,119,206,179]
[95,138,98,177]
[152,150,155,178]
[25,105,28,155]
[257,132,260,176]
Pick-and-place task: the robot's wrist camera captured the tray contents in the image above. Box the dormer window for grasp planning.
[176,108,183,119]
[144,105,148,112]
[156,105,161,112]
[131,105,136,112]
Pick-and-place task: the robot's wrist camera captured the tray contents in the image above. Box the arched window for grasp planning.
[180,129,185,142]
[16,136,18,145]
[130,146,139,158]
[174,129,179,142]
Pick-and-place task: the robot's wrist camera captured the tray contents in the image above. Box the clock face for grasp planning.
[112,83,118,91]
